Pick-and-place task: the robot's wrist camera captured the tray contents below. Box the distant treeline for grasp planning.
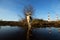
[0,19,60,28]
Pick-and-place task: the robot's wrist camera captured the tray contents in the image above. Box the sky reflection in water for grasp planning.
[0,26,60,40]
[32,27,60,40]
[0,26,26,40]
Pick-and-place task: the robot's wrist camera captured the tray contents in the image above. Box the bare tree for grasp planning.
[23,5,34,16]
[23,5,34,40]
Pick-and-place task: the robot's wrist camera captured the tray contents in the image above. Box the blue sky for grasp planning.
[0,0,60,21]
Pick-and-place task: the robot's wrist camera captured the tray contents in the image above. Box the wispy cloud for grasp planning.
[0,0,23,21]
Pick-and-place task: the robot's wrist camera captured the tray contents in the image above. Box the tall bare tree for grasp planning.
[23,5,34,16]
[23,5,34,40]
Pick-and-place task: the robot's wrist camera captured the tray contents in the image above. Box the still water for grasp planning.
[0,26,26,40]
[32,27,60,40]
[0,26,60,40]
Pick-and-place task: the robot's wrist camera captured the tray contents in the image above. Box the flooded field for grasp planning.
[32,27,60,40]
[0,26,60,40]
[0,26,26,40]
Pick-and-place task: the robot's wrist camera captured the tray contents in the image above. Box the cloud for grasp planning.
[0,0,24,21]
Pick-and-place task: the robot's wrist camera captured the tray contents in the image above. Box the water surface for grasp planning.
[0,26,60,40]
[32,27,60,40]
[0,26,26,40]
